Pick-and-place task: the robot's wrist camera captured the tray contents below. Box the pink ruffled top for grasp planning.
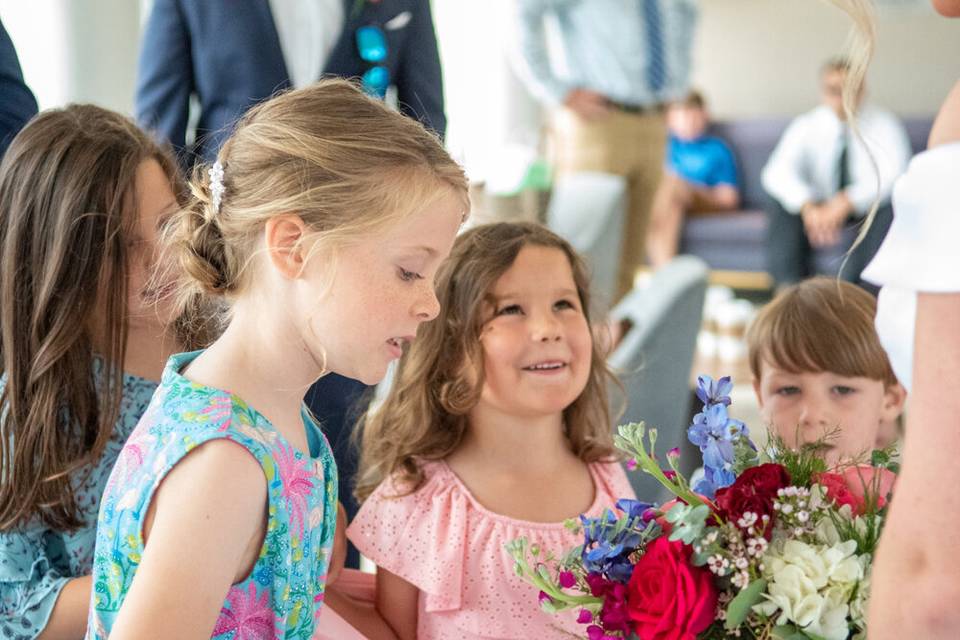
[347,459,635,639]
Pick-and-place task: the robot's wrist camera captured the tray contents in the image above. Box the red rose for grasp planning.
[626,537,717,640]
[817,465,897,515]
[714,464,791,534]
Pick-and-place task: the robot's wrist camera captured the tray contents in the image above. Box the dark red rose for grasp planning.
[714,463,791,535]
[626,537,717,640]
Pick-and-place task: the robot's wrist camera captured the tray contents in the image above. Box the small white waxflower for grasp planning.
[738,512,758,529]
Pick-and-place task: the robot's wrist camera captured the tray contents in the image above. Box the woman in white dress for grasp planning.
[857,0,960,636]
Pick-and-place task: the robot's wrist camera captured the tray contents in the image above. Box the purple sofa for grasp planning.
[679,116,933,278]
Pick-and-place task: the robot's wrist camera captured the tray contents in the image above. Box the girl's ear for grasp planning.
[264,214,308,280]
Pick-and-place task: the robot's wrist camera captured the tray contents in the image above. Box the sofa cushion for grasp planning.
[678,116,933,278]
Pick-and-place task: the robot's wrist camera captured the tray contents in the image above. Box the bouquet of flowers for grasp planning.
[506,376,898,640]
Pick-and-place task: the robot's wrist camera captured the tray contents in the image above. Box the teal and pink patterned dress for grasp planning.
[86,350,338,639]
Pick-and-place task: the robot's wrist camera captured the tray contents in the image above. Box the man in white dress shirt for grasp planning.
[761,57,911,290]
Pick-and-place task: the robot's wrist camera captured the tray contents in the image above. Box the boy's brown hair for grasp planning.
[747,277,897,387]
[678,89,706,110]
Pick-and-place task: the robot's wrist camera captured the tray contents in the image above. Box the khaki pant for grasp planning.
[550,107,667,299]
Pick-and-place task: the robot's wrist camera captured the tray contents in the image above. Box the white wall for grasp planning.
[692,0,959,118]
[2,0,954,178]
[1,0,142,113]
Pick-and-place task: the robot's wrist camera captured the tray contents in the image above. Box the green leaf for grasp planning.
[665,502,689,523]
[724,578,767,629]
[540,597,559,614]
[771,624,807,640]
[536,564,552,582]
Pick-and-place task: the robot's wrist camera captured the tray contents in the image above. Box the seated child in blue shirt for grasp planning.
[647,90,740,267]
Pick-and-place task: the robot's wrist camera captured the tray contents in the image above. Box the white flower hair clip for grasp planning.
[208,160,225,214]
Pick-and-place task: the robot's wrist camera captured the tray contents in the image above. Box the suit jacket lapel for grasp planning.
[256,0,292,88]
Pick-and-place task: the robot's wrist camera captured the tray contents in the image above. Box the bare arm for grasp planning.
[708,184,740,210]
[928,81,960,148]
[109,440,267,639]
[868,79,960,637]
[376,567,420,640]
[36,576,91,640]
[324,585,398,640]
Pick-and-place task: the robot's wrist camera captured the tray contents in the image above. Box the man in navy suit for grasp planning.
[135,0,446,567]
[0,18,37,157]
[136,0,445,163]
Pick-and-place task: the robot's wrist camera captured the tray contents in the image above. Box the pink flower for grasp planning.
[583,573,633,636]
[816,473,860,512]
[577,609,593,624]
[818,464,897,515]
[213,583,275,640]
[559,571,576,588]
[274,442,317,537]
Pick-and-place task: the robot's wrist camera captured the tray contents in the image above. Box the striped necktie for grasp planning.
[643,0,666,93]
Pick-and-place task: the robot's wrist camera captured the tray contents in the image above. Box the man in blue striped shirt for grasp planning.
[511,0,698,298]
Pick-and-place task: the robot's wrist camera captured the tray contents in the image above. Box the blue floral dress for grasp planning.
[0,367,157,640]
[87,351,338,639]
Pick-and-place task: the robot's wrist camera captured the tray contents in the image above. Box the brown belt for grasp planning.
[607,100,665,115]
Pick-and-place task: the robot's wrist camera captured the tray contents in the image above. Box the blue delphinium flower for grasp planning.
[614,498,654,520]
[579,508,645,583]
[583,541,633,582]
[695,375,733,407]
[688,376,754,499]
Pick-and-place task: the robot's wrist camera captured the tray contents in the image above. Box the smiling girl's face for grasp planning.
[473,245,593,421]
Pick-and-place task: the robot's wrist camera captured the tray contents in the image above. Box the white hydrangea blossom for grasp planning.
[753,539,865,640]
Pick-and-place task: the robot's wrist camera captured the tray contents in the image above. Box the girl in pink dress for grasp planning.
[349,222,637,640]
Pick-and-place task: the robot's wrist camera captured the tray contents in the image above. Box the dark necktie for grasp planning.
[837,128,851,191]
[643,0,666,94]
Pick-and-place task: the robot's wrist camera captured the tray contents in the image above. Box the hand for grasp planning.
[801,202,845,247]
[328,502,348,586]
[563,88,611,121]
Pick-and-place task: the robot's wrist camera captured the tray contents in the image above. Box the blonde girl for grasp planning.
[86,79,468,639]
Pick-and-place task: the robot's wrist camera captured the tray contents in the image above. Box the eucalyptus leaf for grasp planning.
[771,624,807,640]
[724,578,766,629]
